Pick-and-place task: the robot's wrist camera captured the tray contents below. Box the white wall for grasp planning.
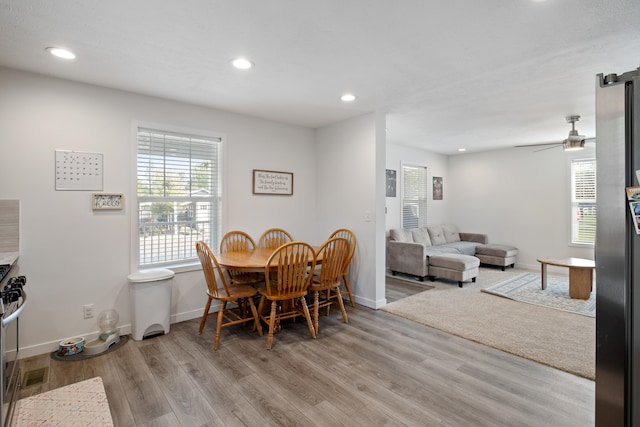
[0,67,318,357]
[385,143,450,230]
[315,113,387,308]
[448,146,596,270]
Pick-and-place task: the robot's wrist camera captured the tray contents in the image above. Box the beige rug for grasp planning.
[383,268,595,380]
[14,376,113,426]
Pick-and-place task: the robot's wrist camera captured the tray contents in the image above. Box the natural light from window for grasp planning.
[136,127,222,268]
[570,158,596,245]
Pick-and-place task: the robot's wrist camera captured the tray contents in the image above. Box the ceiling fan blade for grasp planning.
[514,142,562,148]
[533,145,562,152]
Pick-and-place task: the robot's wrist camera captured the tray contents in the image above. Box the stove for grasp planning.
[0,266,10,285]
[0,266,26,427]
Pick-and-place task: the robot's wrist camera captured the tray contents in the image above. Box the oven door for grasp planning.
[1,291,26,427]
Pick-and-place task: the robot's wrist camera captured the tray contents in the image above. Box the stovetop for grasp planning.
[0,264,10,284]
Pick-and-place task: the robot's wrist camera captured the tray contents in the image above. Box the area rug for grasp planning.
[13,376,113,426]
[482,273,595,317]
[383,267,595,380]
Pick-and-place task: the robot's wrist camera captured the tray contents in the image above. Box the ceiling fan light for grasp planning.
[563,139,585,151]
[46,47,76,60]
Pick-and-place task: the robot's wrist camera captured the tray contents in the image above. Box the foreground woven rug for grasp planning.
[482,272,595,317]
[383,267,595,380]
[14,376,113,426]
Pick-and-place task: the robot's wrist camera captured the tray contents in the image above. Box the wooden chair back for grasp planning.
[329,228,356,272]
[220,230,257,253]
[196,240,230,298]
[264,242,315,297]
[315,237,350,288]
[258,228,293,250]
[219,231,264,285]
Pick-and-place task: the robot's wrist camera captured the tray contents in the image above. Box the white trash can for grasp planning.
[128,268,174,340]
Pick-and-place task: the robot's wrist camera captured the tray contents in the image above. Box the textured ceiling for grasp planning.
[1,0,639,154]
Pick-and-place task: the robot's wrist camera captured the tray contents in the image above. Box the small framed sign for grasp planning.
[253,169,293,195]
[386,169,396,197]
[92,193,124,210]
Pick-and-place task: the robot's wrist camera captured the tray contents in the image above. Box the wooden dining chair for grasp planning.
[195,241,263,351]
[329,228,357,306]
[219,230,264,286]
[257,228,293,250]
[257,241,316,350]
[308,237,350,334]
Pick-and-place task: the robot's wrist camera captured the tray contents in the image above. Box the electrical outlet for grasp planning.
[83,304,94,319]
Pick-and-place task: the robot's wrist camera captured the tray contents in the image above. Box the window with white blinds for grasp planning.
[570,158,596,245]
[401,164,428,228]
[136,127,222,267]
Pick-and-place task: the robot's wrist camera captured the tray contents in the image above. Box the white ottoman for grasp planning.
[475,244,518,271]
[428,253,480,288]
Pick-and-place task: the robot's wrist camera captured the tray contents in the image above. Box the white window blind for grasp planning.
[136,127,222,267]
[401,164,428,228]
[570,158,596,245]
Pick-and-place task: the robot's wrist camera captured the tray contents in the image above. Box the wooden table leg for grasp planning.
[569,268,593,299]
[540,262,547,290]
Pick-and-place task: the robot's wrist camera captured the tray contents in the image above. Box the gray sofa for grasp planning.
[388,225,488,281]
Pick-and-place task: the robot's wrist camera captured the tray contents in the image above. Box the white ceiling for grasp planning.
[1,0,639,154]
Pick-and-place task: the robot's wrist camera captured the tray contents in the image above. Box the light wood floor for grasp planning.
[18,287,594,426]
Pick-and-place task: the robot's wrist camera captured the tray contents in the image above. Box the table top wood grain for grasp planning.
[215,246,321,272]
[536,257,595,269]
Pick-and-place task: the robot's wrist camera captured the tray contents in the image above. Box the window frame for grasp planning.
[131,122,225,272]
[400,163,429,229]
[570,157,596,246]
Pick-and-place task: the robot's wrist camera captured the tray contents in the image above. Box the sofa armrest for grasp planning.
[388,241,428,278]
[459,232,488,244]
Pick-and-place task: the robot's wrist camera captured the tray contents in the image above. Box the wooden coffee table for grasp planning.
[536,257,595,300]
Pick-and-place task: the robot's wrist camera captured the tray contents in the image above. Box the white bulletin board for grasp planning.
[55,150,103,191]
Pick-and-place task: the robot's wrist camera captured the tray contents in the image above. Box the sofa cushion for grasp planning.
[440,241,483,256]
[427,226,447,246]
[424,247,458,257]
[475,244,518,257]
[442,224,461,243]
[390,228,413,242]
[429,253,480,270]
[410,227,432,246]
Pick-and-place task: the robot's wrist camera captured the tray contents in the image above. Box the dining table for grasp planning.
[215,246,322,273]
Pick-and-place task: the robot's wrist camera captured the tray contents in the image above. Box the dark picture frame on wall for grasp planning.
[386,169,397,197]
[252,169,294,195]
[433,176,443,200]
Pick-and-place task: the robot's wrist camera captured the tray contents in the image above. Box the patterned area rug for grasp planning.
[14,377,113,426]
[482,273,595,317]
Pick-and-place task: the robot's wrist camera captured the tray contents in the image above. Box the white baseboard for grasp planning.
[18,308,206,360]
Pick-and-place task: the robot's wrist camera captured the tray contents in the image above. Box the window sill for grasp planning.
[138,262,201,274]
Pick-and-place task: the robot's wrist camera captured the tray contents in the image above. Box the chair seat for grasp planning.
[228,272,265,285]
[258,287,307,301]
[212,284,259,300]
[309,279,340,292]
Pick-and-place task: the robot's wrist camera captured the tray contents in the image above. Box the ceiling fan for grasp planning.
[515,115,595,152]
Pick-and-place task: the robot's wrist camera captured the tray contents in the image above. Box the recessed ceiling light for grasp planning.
[341,93,356,102]
[46,47,76,60]
[231,57,253,70]
[458,148,467,152]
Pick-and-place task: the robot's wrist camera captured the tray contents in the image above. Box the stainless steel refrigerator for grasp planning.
[595,66,640,426]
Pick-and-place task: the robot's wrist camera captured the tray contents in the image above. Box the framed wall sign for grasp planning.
[386,169,397,197]
[253,169,293,195]
[92,193,124,210]
[433,176,443,200]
